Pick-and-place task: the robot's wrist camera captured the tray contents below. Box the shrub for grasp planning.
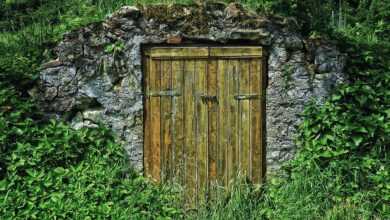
[286,69,390,218]
[0,1,389,219]
[0,86,182,219]
[196,69,389,219]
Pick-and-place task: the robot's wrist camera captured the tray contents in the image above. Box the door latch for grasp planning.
[200,94,218,103]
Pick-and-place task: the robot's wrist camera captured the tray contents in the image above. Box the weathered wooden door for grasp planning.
[143,46,265,204]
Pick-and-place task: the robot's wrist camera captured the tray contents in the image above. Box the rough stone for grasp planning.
[111,6,140,19]
[36,3,346,173]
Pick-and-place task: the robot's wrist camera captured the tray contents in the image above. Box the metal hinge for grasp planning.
[146,90,181,97]
[234,94,260,100]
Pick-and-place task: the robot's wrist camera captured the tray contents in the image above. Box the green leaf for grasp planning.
[0,179,7,191]
[320,151,333,158]
[331,94,342,101]
[355,126,368,133]
[53,167,66,174]
[352,136,364,147]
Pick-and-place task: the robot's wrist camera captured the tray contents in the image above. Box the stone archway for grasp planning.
[38,3,345,173]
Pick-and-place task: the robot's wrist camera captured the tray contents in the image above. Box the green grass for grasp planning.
[0,0,389,219]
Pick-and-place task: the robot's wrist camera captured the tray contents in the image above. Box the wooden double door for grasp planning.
[143,46,266,204]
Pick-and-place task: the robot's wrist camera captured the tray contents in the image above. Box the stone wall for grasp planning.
[38,3,346,172]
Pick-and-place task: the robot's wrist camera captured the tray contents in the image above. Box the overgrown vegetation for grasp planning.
[0,86,182,219]
[0,0,389,219]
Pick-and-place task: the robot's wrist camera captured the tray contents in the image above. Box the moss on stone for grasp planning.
[139,3,214,35]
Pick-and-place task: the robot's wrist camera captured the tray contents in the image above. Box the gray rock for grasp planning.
[111,6,140,19]
[37,3,346,173]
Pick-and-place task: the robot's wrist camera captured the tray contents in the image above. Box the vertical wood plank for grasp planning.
[250,58,262,183]
[195,60,208,204]
[237,62,242,174]
[261,58,267,179]
[239,60,251,177]
[227,60,239,183]
[143,55,151,177]
[235,60,242,179]
[184,60,196,205]
[161,60,172,182]
[172,60,184,185]
[217,59,228,186]
[150,59,161,181]
[207,60,218,191]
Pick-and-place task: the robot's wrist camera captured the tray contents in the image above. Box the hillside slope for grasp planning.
[0,1,389,219]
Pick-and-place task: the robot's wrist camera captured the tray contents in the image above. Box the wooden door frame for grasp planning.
[141,44,267,182]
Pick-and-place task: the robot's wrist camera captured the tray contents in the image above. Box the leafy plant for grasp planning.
[0,86,182,219]
[105,41,125,55]
[0,0,389,219]
[289,69,390,216]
